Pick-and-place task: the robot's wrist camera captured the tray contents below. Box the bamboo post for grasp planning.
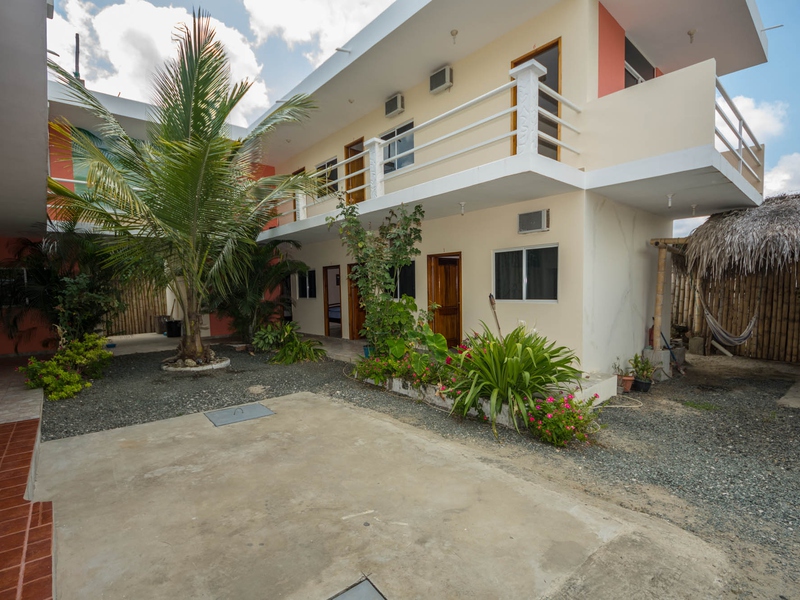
[653,246,668,350]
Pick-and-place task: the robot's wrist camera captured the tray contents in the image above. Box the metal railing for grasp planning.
[270,57,582,222]
[714,77,763,183]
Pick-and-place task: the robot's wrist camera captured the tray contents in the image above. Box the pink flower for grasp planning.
[593,393,599,398]
[445,356,452,365]
[466,353,472,359]
[578,415,583,420]
[451,377,456,383]
[535,405,541,410]
[546,397,554,404]
[567,394,574,400]
[564,403,571,409]
[529,416,534,422]
[546,413,553,419]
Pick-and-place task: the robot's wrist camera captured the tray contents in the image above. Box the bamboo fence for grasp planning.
[671,263,800,363]
[106,285,168,335]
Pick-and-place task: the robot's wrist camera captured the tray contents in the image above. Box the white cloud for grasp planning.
[715,95,787,152]
[242,0,395,66]
[765,153,800,197]
[673,217,708,237]
[47,0,269,126]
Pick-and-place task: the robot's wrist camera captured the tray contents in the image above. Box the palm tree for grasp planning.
[47,10,317,361]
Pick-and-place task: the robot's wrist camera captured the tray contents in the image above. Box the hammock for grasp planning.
[695,284,759,346]
[702,306,758,346]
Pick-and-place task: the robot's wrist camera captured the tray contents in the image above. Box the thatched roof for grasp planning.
[685,193,800,280]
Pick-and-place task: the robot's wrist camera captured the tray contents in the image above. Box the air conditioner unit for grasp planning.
[518,209,550,234]
[385,93,405,118]
[429,66,453,94]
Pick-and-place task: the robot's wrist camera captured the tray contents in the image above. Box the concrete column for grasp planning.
[509,58,547,156]
[364,137,384,200]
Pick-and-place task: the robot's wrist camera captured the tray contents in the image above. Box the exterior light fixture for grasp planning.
[450,29,459,44]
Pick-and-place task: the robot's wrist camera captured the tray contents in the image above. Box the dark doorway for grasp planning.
[323,266,342,338]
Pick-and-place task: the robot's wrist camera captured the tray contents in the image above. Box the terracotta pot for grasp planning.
[621,375,634,393]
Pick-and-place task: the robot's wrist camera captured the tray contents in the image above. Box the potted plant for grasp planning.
[628,353,655,392]
[612,357,634,393]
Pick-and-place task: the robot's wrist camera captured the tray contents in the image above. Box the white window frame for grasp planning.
[315,157,338,198]
[381,120,415,174]
[492,244,559,303]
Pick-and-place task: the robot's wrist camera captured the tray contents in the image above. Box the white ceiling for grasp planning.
[258,0,767,167]
[0,0,49,237]
[602,0,767,76]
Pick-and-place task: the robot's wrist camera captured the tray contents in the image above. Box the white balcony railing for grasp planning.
[271,57,581,223]
[715,77,763,183]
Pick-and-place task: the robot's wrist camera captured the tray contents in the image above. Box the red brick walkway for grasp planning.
[0,419,53,600]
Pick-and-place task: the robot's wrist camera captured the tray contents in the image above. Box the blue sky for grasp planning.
[47,0,799,231]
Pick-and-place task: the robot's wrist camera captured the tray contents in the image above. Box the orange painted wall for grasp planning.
[0,237,55,356]
[208,313,236,337]
[598,3,626,98]
[48,124,75,221]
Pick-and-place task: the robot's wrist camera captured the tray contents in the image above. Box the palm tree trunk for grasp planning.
[181,285,205,359]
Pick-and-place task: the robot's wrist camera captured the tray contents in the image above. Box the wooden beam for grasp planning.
[653,246,668,350]
[649,237,688,246]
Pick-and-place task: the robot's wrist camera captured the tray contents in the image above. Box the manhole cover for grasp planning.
[204,403,274,427]
[328,578,387,600]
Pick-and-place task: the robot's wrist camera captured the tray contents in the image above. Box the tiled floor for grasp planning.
[0,361,52,600]
[0,420,53,600]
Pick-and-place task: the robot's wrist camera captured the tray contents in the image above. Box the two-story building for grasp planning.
[253,0,767,373]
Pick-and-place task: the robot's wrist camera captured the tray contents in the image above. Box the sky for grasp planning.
[46,0,800,235]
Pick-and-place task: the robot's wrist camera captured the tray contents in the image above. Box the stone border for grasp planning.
[161,357,231,373]
[364,374,616,432]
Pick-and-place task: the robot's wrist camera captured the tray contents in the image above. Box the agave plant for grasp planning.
[46,10,318,361]
[449,323,582,438]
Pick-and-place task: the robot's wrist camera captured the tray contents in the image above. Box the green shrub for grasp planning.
[19,333,112,400]
[526,393,600,446]
[445,323,582,438]
[252,323,285,353]
[353,351,443,389]
[255,321,327,364]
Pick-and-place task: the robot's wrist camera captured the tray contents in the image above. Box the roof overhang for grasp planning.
[0,0,49,237]
[602,0,768,77]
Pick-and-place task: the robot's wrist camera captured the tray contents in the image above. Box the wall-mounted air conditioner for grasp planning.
[518,209,550,234]
[385,93,405,118]
[429,66,453,94]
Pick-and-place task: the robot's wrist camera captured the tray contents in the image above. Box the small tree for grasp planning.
[206,240,307,343]
[328,199,424,355]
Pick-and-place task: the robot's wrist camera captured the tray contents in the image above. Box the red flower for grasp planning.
[445,356,452,365]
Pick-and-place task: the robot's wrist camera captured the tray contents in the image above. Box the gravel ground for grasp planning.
[41,349,799,598]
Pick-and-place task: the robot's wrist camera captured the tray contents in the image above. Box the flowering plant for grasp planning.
[526,393,600,446]
[443,323,582,438]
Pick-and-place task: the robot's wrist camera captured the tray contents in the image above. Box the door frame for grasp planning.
[510,38,562,160]
[427,252,462,347]
[322,265,340,337]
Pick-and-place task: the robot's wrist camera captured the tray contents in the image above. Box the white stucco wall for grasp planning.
[581,192,672,372]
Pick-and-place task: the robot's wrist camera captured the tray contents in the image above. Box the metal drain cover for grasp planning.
[329,579,386,600]
[204,403,274,427]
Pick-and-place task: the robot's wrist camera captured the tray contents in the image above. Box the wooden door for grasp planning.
[427,254,461,347]
[347,264,366,340]
[344,138,365,204]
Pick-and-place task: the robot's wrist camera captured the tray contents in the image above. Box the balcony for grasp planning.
[268,57,584,231]
[264,57,763,240]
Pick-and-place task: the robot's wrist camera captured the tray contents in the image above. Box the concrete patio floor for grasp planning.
[33,392,729,599]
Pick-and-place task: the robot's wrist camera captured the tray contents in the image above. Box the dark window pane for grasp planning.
[526,247,558,300]
[534,44,560,158]
[495,251,523,300]
[298,272,308,298]
[625,38,654,87]
[308,270,317,298]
